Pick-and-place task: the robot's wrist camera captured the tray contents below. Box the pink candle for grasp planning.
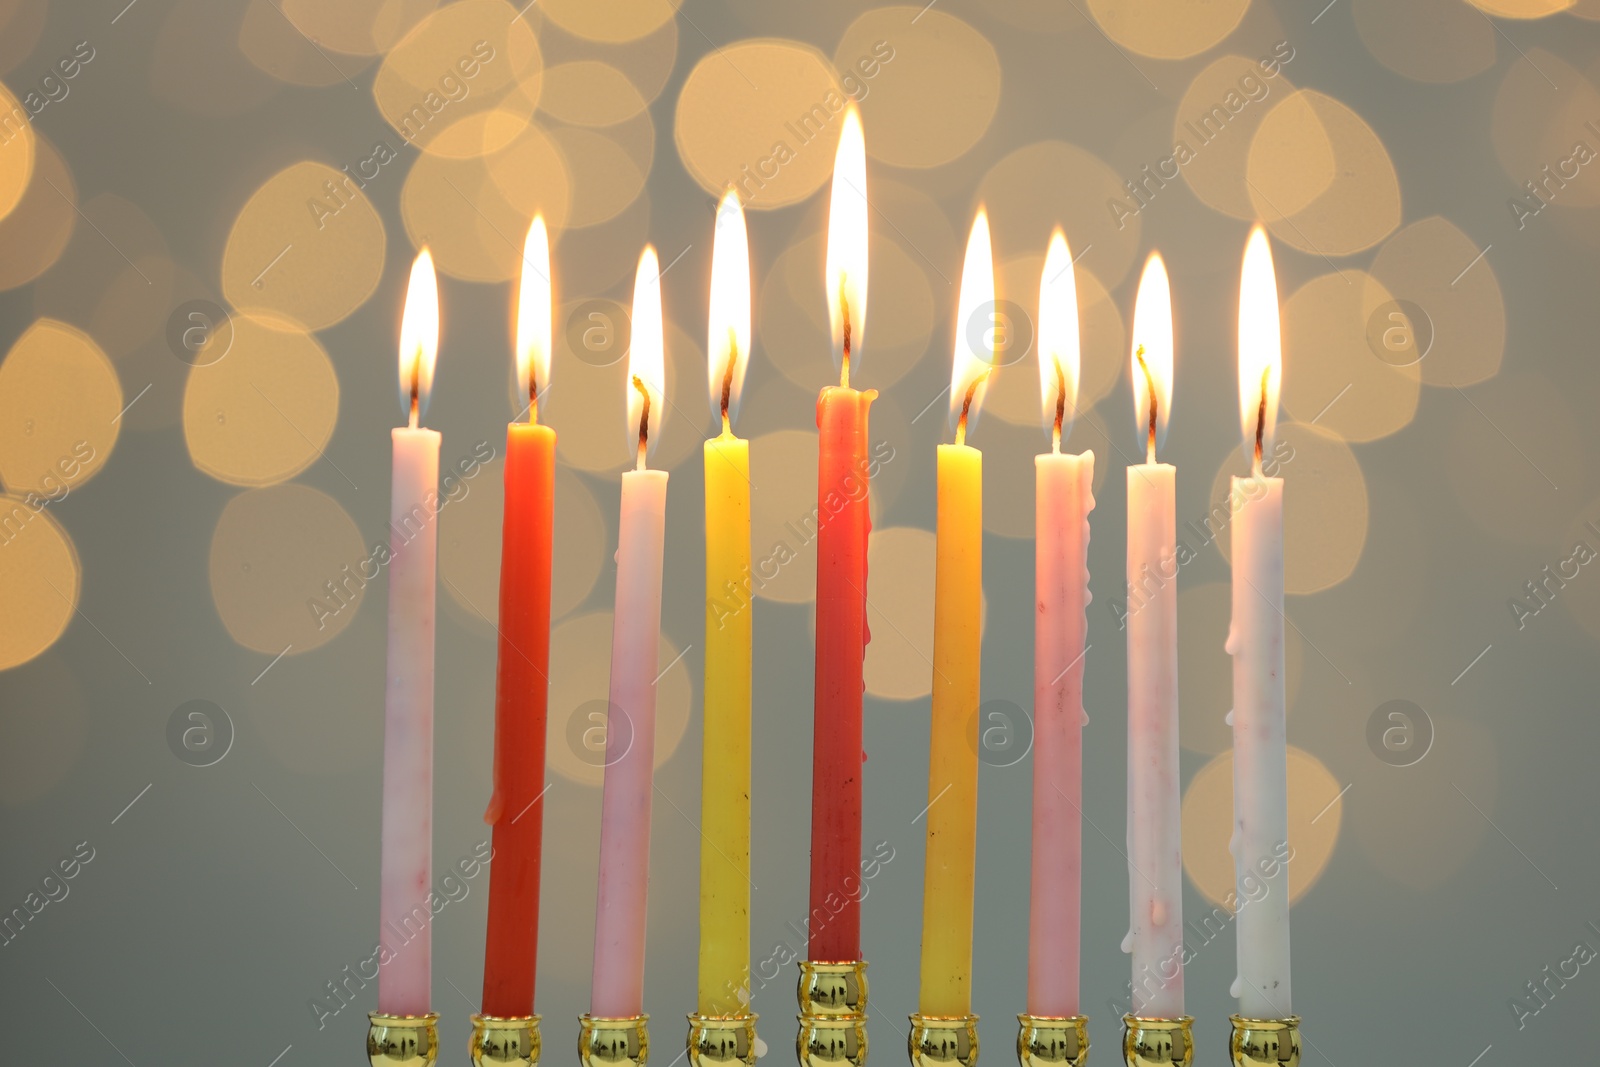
[378,251,442,1016]
[1124,253,1184,1019]
[1027,232,1094,1018]
[590,246,669,1018]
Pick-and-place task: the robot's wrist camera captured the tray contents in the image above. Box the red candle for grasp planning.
[809,106,874,962]
[480,217,554,1016]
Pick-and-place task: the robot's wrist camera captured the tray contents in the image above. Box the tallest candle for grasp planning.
[809,105,874,963]
[379,251,442,1016]
[480,217,555,1019]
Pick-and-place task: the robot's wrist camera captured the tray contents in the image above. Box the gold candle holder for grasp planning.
[580,1014,650,1067]
[687,1012,759,1067]
[471,1013,541,1067]
[368,1011,441,1067]
[1119,1016,1191,1067]
[1228,1015,1300,1067]
[1016,1014,1088,1067]
[908,1014,979,1067]
[797,960,869,1067]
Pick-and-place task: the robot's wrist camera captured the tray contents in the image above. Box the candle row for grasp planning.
[368,103,1295,1066]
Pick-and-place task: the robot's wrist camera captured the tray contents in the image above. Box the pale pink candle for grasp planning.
[1124,253,1184,1019]
[1027,232,1095,1018]
[590,246,669,1017]
[378,251,442,1016]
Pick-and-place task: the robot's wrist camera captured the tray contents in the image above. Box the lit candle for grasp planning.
[699,191,754,1016]
[1123,252,1184,1019]
[590,246,670,1018]
[1026,230,1095,1019]
[378,250,442,1016]
[1228,226,1291,1019]
[917,210,992,1019]
[808,104,875,964]
[480,217,555,1018]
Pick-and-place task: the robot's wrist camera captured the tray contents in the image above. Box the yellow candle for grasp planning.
[920,440,983,1016]
[698,190,753,1016]
[918,209,993,1018]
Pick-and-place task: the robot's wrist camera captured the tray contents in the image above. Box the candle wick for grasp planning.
[1052,359,1067,455]
[955,371,988,448]
[1135,344,1157,464]
[839,285,852,389]
[529,376,540,426]
[633,374,651,471]
[408,359,420,430]
[1253,364,1270,476]
[721,329,737,436]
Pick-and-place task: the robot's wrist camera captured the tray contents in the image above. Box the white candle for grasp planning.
[1027,230,1095,1018]
[378,251,442,1016]
[590,246,670,1018]
[1123,253,1184,1019]
[1228,226,1291,1018]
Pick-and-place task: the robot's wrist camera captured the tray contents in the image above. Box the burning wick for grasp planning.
[408,362,421,430]
[528,377,540,426]
[1253,364,1270,476]
[1135,344,1158,465]
[720,328,737,436]
[1052,360,1068,456]
[839,282,852,389]
[955,371,990,448]
[633,374,651,471]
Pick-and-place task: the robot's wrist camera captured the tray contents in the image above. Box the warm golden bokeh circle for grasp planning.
[440,459,606,626]
[183,314,340,488]
[1085,0,1251,59]
[1178,581,1304,756]
[221,160,387,331]
[544,611,692,787]
[1352,0,1496,84]
[0,136,75,291]
[373,0,543,158]
[1181,746,1344,910]
[539,0,681,43]
[0,502,78,671]
[978,141,1142,290]
[1247,90,1400,256]
[0,319,120,496]
[1280,271,1420,443]
[1174,53,1298,221]
[1464,0,1573,15]
[539,61,647,127]
[547,118,652,228]
[1491,48,1600,209]
[675,39,846,209]
[401,121,571,282]
[1210,422,1368,595]
[1368,216,1505,388]
[0,78,34,223]
[835,8,999,169]
[537,12,678,105]
[208,483,367,654]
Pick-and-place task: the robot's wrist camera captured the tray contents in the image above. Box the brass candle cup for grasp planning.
[687,1012,759,1067]
[1227,1015,1300,1067]
[471,1013,541,1067]
[368,1011,441,1067]
[908,1014,979,1067]
[1119,1016,1192,1067]
[580,1013,651,1067]
[797,960,869,1067]
[1016,1014,1088,1067]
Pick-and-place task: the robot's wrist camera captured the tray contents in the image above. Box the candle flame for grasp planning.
[627,244,665,468]
[950,208,994,445]
[1130,252,1173,462]
[398,249,439,426]
[1038,228,1080,452]
[825,104,868,386]
[515,215,552,422]
[708,190,751,433]
[1238,225,1282,474]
